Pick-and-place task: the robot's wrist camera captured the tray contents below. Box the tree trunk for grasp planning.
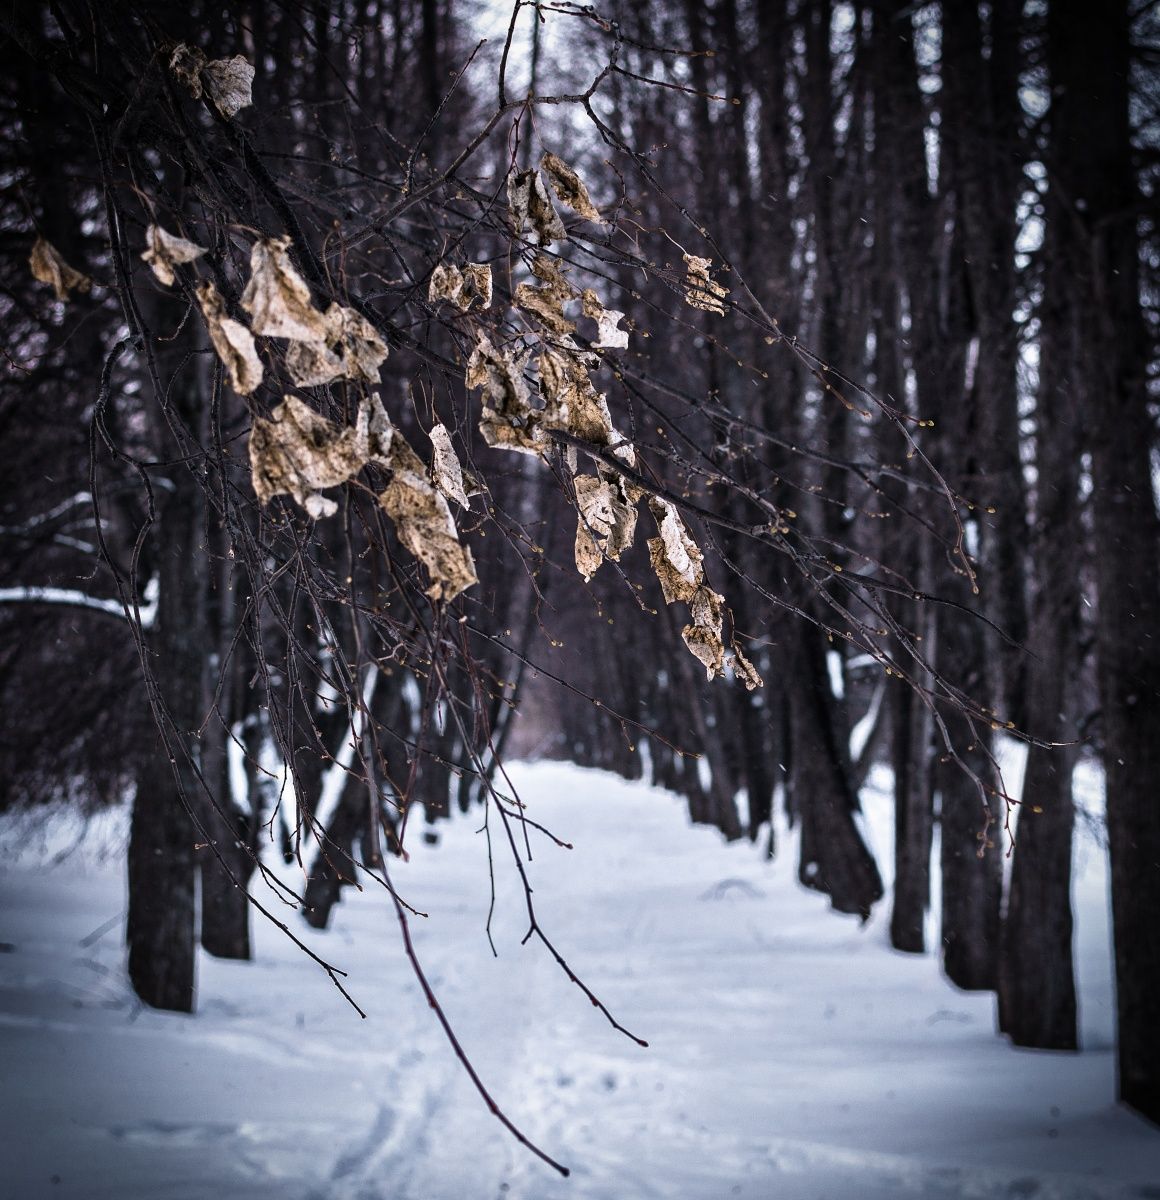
[1046,0,1160,1118]
[889,656,933,953]
[998,743,1077,1048]
[303,774,365,930]
[790,633,883,920]
[127,421,205,1010]
[127,739,196,1011]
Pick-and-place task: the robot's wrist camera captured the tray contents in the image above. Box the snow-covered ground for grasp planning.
[2,758,1158,1200]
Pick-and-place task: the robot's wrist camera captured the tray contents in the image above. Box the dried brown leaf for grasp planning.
[379,435,477,601]
[241,237,329,342]
[202,56,255,118]
[284,303,388,387]
[581,288,629,350]
[508,169,566,247]
[285,339,344,387]
[196,281,263,395]
[540,152,604,225]
[730,645,764,690]
[467,338,540,455]
[573,474,638,581]
[428,423,470,509]
[324,303,389,383]
[249,394,378,517]
[515,282,576,335]
[538,347,616,447]
[683,587,725,678]
[169,46,253,117]
[428,262,492,311]
[461,263,493,309]
[646,499,727,680]
[683,253,728,316]
[29,237,90,302]
[648,499,703,602]
[142,224,206,286]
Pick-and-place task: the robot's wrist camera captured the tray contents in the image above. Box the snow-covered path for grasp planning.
[2,761,1158,1200]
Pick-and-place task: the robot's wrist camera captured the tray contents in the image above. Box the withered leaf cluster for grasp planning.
[169,45,254,118]
[647,499,762,688]
[508,169,567,247]
[249,394,475,600]
[240,238,388,387]
[465,153,756,684]
[428,262,493,311]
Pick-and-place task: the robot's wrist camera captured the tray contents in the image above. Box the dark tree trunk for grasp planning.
[1048,0,1160,1123]
[942,0,1028,728]
[199,803,257,960]
[303,774,365,931]
[127,411,205,1010]
[198,550,257,961]
[889,662,932,953]
[998,742,1077,1048]
[790,633,883,920]
[127,740,196,1012]
[995,17,1083,1043]
[937,704,1002,991]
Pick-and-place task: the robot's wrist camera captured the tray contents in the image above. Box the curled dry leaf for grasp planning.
[649,498,703,600]
[573,474,638,581]
[169,46,254,118]
[581,289,629,350]
[646,499,728,680]
[29,237,91,302]
[515,282,575,336]
[428,424,470,509]
[202,56,254,118]
[428,262,492,311]
[241,237,329,342]
[730,645,764,690]
[538,346,615,446]
[530,253,575,294]
[467,337,540,455]
[683,588,726,679]
[285,303,388,388]
[379,435,477,601]
[683,253,729,316]
[284,339,343,388]
[249,393,390,519]
[323,303,389,383]
[466,333,626,464]
[142,224,205,286]
[196,281,263,395]
[508,169,566,247]
[540,152,604,225]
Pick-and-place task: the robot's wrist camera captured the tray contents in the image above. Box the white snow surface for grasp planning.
[2,758,1158,1200]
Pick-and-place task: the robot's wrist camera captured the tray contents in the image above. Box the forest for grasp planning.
[1,0,1158,1193]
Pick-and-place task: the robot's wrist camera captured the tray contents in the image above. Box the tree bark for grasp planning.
[1047,0,1160,1122]
[790,633,884,920]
